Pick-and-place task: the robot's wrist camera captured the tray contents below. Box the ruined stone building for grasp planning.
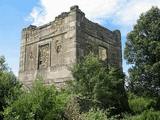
[19,6,122,87]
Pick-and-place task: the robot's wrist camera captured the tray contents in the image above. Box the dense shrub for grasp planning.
[64,96,81,120]
[3,80,70,120]
[70,54,130,114]
[64,95,102,120]
[124,110,160,120]
[138,110,160,120]
[81,108,108,120]
[128,93,155,114]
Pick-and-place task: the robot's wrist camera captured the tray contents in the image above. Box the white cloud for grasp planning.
[28,0,160,28]
[28,0,123,25]
[28,0,160,74]
[114,0,160,26]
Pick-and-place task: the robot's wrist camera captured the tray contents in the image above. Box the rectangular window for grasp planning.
[98,46,108,61]
[38,44,49,69]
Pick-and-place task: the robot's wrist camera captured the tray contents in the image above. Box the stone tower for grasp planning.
[19,5,122,87]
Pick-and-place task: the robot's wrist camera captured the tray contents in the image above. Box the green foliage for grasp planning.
[128,93,155,114]
[70,54,130,114]
[3,80,69,120]
[124,93,159,120]
[124,7,160,97]
[124,110,160,120]
[0,56,7,71]
[81,108,108,120]
[137,110,160,120]
[0,56,22,119]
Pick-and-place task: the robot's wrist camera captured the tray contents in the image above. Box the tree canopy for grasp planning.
[70,54,130,114]
[3,80,70,120]
[124,7,160,97]
[0,56,22,119]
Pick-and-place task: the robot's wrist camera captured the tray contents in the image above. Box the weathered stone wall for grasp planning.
[19,5,122,87]
[19,6,78,87]
[76,8,122,68]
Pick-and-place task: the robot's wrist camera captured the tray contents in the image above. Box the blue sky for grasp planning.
[0,0,160,76]
[0,0,38,75]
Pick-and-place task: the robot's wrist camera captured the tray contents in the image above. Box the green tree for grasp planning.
[3,80,69,120]
[124,7,160,98]
[0,56,22,119]
[70,54,130,114]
